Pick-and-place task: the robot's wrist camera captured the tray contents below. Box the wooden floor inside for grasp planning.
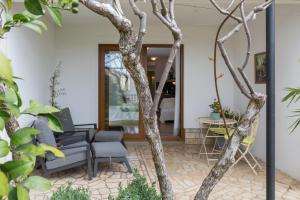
[159,121,174,136]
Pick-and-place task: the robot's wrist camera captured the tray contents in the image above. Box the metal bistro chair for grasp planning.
[210,116,262,175]
[199,117,237,166]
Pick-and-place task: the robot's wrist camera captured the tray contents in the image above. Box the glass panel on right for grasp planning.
[147,47,181,137]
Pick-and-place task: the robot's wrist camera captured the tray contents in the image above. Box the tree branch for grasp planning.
[216,0,272,99]
[209,0,242,23]
[238,2,255,95]
[169,0,175,22]
[150,0,182,116]
[79,0,131,32]
[129,0,147,61]
[151,0,172,27]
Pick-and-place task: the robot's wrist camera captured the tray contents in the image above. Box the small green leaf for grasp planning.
[13,14,30,23]
[0,111,11,122]
[7,0,12,10]
[24,0,44,15]
[0,139,9,158]
[41,114,63,132]
[17,144,45,157]
[39,144,64,158]
[22,23,43,34]
[6,103,20,117]
[0,117,5,131]
[23,176,52,191]
[0,52,13,83]
[5,88,18,105]
[47,6,62,26]
[8,186,17,200]
[23,100,60,115]
[0,171,8,198]
[0,159,35,180]
[31,20,47,31]
[11,128,39,147]
[16,91,22,107]
[17,184,29,200]
[13,76,23,80]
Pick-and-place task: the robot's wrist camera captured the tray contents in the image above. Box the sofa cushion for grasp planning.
[94,131,123,142]
[91,142,127,158]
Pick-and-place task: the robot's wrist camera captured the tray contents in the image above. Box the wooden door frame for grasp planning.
[98,44,184,141]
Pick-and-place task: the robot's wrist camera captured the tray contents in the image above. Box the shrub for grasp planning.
[109,169,161,200]
[50,184,91,200]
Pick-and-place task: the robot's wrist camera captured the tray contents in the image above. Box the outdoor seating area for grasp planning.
[33,108,132,180]
[30,143,300,200]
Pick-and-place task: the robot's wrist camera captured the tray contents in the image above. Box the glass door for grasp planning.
[99,45,144,139]
[99,44,183,140]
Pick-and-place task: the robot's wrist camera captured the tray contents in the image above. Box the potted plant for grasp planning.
[209,99,221,120]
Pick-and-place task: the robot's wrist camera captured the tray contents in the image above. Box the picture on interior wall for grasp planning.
[254,52,267,84]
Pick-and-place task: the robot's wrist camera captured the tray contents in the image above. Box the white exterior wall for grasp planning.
[55,23,235,128]
[5,20,56,127]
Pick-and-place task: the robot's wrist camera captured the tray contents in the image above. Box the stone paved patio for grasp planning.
[31,142,300,200]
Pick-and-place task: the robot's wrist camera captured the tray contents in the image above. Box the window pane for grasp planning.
[105,51,139,134]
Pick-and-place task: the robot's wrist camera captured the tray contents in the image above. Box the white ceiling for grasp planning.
[59,0,300,26]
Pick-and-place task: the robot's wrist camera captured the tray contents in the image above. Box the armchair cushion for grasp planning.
[94,130,124,142]
[55,107,75,132]
[34,117,57,147]
[34,117,57,161]
[46,141,88,170]
[46,149,87,170]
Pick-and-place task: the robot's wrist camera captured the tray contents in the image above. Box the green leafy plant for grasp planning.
[49,62,66,108]
[0,51,65,199]
[0,0,79,37]
[0,0,78,199]
[209,99,221,113]
[109,169,161,200]
[50,183,91,200]
[282,87,300,133]
[223,107,241,122]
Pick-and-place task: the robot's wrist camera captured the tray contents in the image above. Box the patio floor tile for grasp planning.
[30,142,300,200]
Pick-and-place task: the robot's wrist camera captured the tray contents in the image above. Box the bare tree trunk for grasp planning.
[0,85,19,135]
[79,1,181,199]
[5,118,19,135]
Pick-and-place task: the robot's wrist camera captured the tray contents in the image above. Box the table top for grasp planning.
[199,117,237,126]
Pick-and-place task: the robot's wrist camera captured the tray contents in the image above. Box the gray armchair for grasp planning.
[54,108,97,143]
[55,108,126,148]
[34,118,92,180]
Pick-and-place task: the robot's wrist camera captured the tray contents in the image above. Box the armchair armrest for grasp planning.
[58,142,89,150]
[74,123,97,129]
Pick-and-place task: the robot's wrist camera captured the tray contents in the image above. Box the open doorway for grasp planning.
[146,45,183,137]
[98,44,184,140]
